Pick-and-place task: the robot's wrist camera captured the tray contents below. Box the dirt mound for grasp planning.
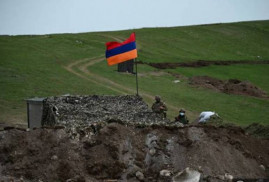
[0,123,269,181]
[146,60,269,69]
[190,76,268,98]
[245,123,269,139]
[0,128,92,181]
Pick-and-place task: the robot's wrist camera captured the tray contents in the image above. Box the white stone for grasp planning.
[260,164,266,171]
[160,169,172,177]
[172,167,200,182]
[51,155,58,160]
[172,167,201,182]
[135,171,144,181]
[224,173,233,181]
[149,148,156,156]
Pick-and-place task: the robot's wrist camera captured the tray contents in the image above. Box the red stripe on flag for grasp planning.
[106,33,136,50]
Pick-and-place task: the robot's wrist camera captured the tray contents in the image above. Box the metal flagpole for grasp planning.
[135,58,139,96]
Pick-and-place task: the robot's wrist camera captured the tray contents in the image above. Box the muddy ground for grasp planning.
[190,76,268,98]
[0,123,269,182]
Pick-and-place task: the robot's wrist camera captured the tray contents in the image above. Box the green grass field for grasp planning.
[0,20,269,126]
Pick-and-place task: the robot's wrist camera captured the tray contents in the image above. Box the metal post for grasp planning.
[135,58,139,96]
[27,102,30,128]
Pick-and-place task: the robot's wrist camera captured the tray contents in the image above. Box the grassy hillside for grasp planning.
[0,20,269,126]
[114,20,269,62]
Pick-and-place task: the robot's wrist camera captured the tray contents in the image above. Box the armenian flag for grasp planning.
[105,33,137,66]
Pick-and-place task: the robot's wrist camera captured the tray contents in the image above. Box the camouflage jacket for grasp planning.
[175,115,189,124]
[151,101,167,113]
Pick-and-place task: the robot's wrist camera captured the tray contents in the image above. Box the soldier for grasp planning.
[151,95,168,118]
[175,109,189,124]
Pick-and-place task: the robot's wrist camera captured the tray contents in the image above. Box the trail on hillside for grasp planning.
[63,56,126,95]
[63,35,197,117]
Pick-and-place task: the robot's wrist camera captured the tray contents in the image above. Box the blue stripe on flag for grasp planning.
[106,41,136,58]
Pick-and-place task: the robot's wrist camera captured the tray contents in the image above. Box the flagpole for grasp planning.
[135,58,139,96]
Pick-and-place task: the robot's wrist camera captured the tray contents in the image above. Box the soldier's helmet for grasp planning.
[155,95,161,102]
[179,108,185,113]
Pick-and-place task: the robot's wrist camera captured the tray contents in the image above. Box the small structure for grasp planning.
[26,97,45,128]
[118,59,134,73]
[41,95,170,128]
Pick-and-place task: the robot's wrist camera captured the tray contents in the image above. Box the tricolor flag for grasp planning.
[105,33,137,66]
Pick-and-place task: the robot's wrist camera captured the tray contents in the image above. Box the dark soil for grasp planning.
[190,76,268,98]
[0,123,269,182]
[145,60,269,69]
[245,123,269,139]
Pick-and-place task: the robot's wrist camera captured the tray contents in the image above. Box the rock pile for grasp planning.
[42,95,171,129]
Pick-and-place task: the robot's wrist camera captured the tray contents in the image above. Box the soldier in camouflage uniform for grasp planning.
[151,96,168,118]
[175,108,189,124]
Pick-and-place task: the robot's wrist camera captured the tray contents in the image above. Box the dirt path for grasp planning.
[100,34,124,42]
[63,57,126,94]
[63,36,197,117]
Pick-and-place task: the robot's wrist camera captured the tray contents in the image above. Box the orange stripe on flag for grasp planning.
[107,49,137,66]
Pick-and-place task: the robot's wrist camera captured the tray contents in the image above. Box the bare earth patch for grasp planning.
[144,60,269,69]
[190,76,268,98]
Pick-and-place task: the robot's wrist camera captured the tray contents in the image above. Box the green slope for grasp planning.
[0,20,269,126]
[109,20,269,62]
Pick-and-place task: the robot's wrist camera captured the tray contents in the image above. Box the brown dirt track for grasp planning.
[0,123,268,182]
